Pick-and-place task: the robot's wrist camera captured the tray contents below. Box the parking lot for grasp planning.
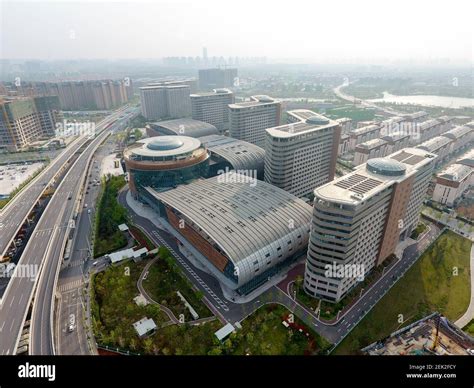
[0,162,44,198]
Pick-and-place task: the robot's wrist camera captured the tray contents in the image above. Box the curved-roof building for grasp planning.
[124,136,210,198]
[148,172,313,295]
[198,134,265,179]
[147,118,219,138]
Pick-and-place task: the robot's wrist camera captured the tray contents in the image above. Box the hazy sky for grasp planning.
[1,0,472,62]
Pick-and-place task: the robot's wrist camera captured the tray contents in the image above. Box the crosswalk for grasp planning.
[66,260,83,268]
[151,230,229,312]
[58,279,82,292]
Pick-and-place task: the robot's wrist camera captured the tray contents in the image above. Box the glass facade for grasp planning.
[131,160,209,196]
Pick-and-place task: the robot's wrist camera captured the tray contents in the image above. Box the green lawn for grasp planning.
[334,230,472,355]
[463,319,474,337]
[208,304,331,355]
[142,247,212,321]
[322,104,377,122]
[94,175,128,257]
[91,261,220,355]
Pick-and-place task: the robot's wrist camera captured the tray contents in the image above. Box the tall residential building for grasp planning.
[190,88,234,133]
[33,96,63,137]
[305,148,436,302]
[0,79,132,110]
[264,109,341,198]
[198,68,238,90]
[53,79,130,110]
[229,95,281,148]
[0,96,62,151]
[140,84,191,120]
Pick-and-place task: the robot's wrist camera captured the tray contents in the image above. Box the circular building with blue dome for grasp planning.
[124,136,210,199]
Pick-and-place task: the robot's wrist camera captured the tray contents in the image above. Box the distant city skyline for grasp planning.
[1,0,472,64]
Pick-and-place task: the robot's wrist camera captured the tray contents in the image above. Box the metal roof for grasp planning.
[442,125,473,140]
[416,136,452,152]
[148,118,218,138]
[356,138,388,150]
[437,163,472,182]
[198,134,265,172]
[150,172,313,266]
[133,318,156,337]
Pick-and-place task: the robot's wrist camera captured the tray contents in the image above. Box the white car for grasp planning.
[68,314,75,332]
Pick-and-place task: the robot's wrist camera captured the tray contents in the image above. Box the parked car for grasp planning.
[68,314,75,332]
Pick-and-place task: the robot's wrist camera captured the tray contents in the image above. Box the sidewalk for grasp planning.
[455,243,474,328]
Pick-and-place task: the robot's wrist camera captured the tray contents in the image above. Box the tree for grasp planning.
[143,338,154,354]
[295,275,304,292]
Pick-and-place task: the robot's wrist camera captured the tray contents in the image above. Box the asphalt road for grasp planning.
[0,106,133,355]
[29,108,138,355]
[0,112,125,263]
[0,136,84,259]
[56,137,117,355]
[333,82,403,116]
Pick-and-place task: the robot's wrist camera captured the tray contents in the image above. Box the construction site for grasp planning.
[362,313,474,355]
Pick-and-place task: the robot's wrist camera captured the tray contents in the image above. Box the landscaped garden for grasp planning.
[208,304,331,355]
[93,175,128,257]
[91,260,220,355]
[410,222,428,240]
[333,230,471,354]
[142,246,211,321]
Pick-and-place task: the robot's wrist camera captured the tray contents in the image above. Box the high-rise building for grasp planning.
[198,68,238,90]
[0,96,62,151]
[264,109,341,198]
[229,95,281,148]
[304,148,436,302]
[0,79,132,111]
[140,84,191,120]
[33,96,63,137]
[190,88,234,133]
[147,79,197,93]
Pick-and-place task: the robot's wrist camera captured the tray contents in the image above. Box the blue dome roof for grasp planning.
[306,116,330,125]
[366,158,406,176]
[147,137,184,151]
